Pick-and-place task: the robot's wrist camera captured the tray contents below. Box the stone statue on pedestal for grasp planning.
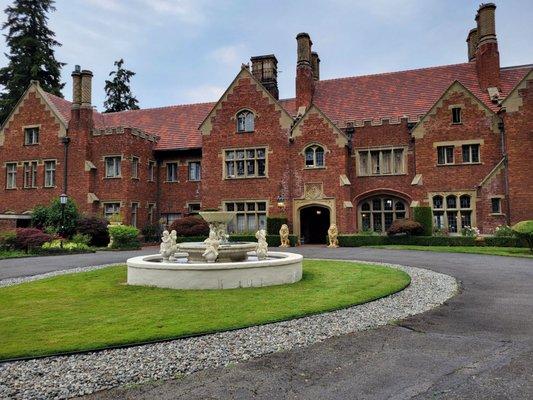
[160,230,175,261]
[202,229,220,263]
[327,224,339,248]
[279,224,290,247]
[255,229,268,260]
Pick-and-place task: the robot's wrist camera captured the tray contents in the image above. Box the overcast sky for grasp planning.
[0,0,532,112]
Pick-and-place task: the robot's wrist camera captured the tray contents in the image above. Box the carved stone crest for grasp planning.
[304,183,323,200]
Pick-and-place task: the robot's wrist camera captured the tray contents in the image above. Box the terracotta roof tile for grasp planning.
[44,62,531,150]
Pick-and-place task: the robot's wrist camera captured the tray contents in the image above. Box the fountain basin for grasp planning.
[178,241,257,262]
[127,251,303,290]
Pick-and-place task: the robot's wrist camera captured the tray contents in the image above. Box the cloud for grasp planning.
[136,0,210,24]
[85,0,124,12]
[183,84,225,103]
[209,45,246,67]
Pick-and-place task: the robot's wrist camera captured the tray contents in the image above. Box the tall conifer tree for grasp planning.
[103,58,139,113]
[0,0,65,123]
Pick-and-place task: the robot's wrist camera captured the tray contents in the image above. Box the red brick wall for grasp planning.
[290,111,353,233]
[414,89,504,232]
[157,150,202,218]
[505,76,533,225]
[89,129,157,227]
[0,90,89,214]
[350,122,415,231]
[201,76,291,224]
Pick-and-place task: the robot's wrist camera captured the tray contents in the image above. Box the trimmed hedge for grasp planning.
[266,216,288,235]
[413,206,433,236]
[108,225,141,249]
[339,235,477,247]
[175,234,298,247]
[484,236,526,248]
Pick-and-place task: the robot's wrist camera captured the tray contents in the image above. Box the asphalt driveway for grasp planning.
[2,246,532,399]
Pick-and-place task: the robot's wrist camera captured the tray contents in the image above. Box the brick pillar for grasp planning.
[475,3,500,90]
[295,33,314,111]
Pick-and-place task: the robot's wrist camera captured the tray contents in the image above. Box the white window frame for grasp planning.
[356,147,406,176]
[188,161,201,181]
[44,160,56,188]
[224,201,268,233]
[304,144,325,168]
[6,163,17,189]
[437,146,454,165]
[166,162,178,182]
[147,203,156,224]
[148,161,156,182]
[236,110,255,132]
[431,192,475,234]
[23,161,37,188]
[131,156,139,179]
[224,147,267,179]
[131,202,139,227]
[103,202,121,220]
[105,156,122,178]
[462,144,480,164]
[24,126,39,145]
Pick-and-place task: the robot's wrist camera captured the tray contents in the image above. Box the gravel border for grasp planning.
[0,260,458,400]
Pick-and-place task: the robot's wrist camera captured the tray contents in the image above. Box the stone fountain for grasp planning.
[126,211,302,290]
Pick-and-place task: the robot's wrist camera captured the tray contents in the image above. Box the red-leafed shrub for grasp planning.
[77,216,110,247]
[170,216,209,237]
[14,228,52,251]
[386,219,424,236]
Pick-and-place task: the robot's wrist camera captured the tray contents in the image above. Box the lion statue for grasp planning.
[279,224,290,247]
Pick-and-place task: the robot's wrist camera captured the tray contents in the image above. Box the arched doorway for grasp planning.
[300,205,330,244]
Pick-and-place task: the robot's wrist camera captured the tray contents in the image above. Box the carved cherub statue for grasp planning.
[160,230,174,261]
[255,229,268,260]
[279,224,290,247]
[327,224,339,248]
[168,230,178,261]
[202,229,220,263]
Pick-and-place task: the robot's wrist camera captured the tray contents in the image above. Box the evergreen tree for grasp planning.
[103,58,140,113]
[0,0,65,123]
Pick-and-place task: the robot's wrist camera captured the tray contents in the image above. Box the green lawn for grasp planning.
[367,245,532,258]
[0,260,410,360]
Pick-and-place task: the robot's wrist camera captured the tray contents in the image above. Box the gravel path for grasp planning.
[0,261,457,400]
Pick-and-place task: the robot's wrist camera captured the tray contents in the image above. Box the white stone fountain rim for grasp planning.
[178,241,257,250]
[127,251,303,271]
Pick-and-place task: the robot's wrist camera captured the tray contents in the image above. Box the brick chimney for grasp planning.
[251,55,279,100]
[466,28,478,62]
[475,3,500,91]
[70,66,82,122]
[311,51,320,81]
[79,69,94,127]
[295,32,314,111]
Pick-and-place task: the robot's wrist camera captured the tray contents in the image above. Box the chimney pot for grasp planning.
[474,3,500,90]
[466,28,479,61]
[80,70,93,108]
[311,51,320,81]
[250,55,279,99]
[71,67,82,109]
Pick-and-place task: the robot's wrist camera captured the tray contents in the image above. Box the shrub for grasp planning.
[433,227,449,237]
[77,216,110,247]
[0,230,16,250]
[357,229,380,236]
[484,236,527,248]
[461,226,480,237]
[338,235,477,247]
[170,216,209,237]
[494,225,515,238]
[512,220,533,252]
[71,233,91,246]
[386,219,424,236]
[13,228,52,251]
[31,197,80,237]
[41,239,91,252]
[141,224,160,243]
[266,215,288,235]
[108,225,140,249]
[413,206,433,236]
[338,235,386,247]
[229,234,298,247]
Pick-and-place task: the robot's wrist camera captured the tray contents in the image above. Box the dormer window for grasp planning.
[24,127,39,145]
[451,107,462,124]
[236,110,254,132]
[304,145,325,168]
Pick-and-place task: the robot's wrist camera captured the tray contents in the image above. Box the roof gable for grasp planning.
[291,104,349,148]
[411,80,498,139]
[0,81,67,145]
[501,68,533,113]
[199,66,293,135]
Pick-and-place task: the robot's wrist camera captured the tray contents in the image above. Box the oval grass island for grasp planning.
[0,260,410,360]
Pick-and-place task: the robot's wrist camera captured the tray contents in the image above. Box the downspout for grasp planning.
[498,116,512,225]
[156,159,162,228]
[61,136,71,195]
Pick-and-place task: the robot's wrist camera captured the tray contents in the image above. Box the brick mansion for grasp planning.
[0,3,531,243]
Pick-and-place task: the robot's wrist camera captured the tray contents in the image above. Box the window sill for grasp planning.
[22,187,38,190]
[224,176,268,180]
[451,122,463,125]
[357,173,407,177]
[43,186,56,189]
[304,166,326,170]
[436,163,456,167]
[103,176,122,179]
[23,143,39,146]
[490,212,504,216]
[461,162,482,165]
[188,179,201,182]
[5,187,17,190]
[235,130,255,134]
[131,177,140,181]
[165,180,179,183]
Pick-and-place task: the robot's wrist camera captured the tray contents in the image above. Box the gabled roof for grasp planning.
[40,62,531,151]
